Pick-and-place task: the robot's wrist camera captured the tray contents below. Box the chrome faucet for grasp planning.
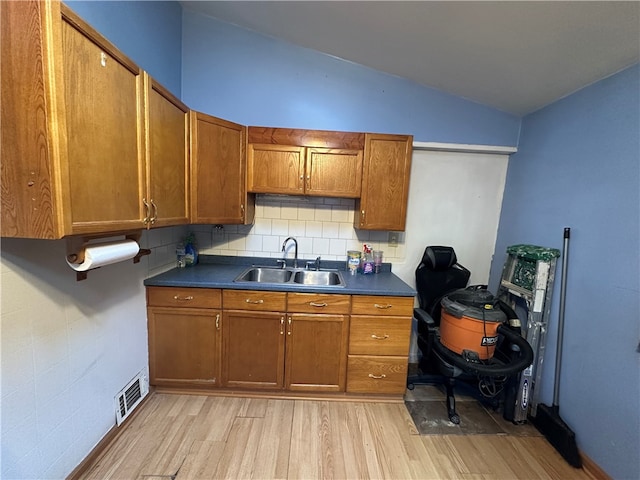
[281,237,298,268]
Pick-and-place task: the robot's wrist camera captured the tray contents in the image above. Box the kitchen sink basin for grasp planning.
[293,270,343,286]
[234,266,345,288]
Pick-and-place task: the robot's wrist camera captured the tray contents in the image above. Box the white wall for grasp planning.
[0,226,185,479]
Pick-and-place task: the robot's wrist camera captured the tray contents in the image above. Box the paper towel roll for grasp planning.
[66,239,140,272]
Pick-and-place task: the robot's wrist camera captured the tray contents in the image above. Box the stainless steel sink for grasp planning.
[235,267,293,283]
[234,266,345,287]
[293,270,343,286]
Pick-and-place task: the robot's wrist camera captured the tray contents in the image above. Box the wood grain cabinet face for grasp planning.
[347,295,414,394]
[146,287,222,387]
[221,290,286,389]
[191,111,253,225]
[1,2,191,238]
[355,133,413,231]
[144,74,189,228]
[222,290,350,393]
[247,144,363,198]
[285,293,351,392]
[62,5,147,235]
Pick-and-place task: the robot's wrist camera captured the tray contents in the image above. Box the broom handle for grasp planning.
[553,227,571,406]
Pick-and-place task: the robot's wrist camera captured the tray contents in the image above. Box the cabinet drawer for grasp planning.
[287,293,351,314]
[346,355,408,394]
[349,316,411,355]
[351,295,414,316]
[223,290,287,311]
[147,287,221,309]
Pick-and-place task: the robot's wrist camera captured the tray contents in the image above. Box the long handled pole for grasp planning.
[553,227,570,407]
[533,227,581,468]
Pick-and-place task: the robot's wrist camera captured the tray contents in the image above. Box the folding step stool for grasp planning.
[497,244,560,423]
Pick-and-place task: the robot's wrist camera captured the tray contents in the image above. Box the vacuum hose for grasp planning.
[433,324,534,377]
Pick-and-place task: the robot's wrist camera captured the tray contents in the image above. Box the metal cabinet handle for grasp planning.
[309,302,327,307]
[215,314,220,330]
[280,316,285,335]
[287,316,292,335]
[142,198,150,224]
[173,295,193,301]
[150,200,158,224]
[371,334,389,340]
[374,303,393,309]
[245,299,264,304]
[368,373,387,379]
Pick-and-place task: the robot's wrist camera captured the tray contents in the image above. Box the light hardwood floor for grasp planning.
[79,392,596,480]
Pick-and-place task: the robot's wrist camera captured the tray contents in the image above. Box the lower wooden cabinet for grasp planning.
[146,287,413,397]
[347,295,413,394]
[146,287,222,387]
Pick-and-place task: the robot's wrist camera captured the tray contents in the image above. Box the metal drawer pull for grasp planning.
[374,303,393,309]
[309,302,328,307]
[371,334,389,340]
[280,317,285,335]
[368,373,387,379]
[287,317,292,335]
[173,295,193,301]
[245,299,264,304]
[215,314,220,330]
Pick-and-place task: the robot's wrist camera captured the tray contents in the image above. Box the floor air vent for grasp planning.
[115,369,149,426]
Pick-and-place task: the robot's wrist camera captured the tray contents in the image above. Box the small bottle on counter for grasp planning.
[347,250,361,275]
[176,243,186,268]
[361,244,374,274]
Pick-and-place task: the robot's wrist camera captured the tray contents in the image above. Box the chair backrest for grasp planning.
[415,246,471,324]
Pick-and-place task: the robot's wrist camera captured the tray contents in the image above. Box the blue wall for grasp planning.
[490,64,640,479]
[65,1,182,96]
[181,11,520,146]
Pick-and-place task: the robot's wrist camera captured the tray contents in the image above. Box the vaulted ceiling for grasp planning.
[181,1,640,116]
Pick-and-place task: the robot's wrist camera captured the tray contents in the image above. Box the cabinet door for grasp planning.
[356,133,412,231]
[145,74,189,228]
[306,148,363,198]
[61,6,146,234]
[285,314,349,392]
[247,144,305,195]
[222,310,285,389]
[147,307,221,387]
[191,111,252,224]
[1,0,66,239]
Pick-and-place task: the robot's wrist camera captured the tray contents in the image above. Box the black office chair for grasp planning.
[407,246,533,424]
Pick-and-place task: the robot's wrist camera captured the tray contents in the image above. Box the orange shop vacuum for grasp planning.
[439,287,506,360]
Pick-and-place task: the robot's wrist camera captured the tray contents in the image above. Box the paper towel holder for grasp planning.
[66,230,150,281]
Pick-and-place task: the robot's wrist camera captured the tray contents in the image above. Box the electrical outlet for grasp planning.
[388,232,398,245]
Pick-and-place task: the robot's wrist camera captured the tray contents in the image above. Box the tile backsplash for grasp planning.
[191,195,406,265]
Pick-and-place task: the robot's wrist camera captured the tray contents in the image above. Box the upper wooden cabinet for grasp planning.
[144,74,189,228]
[247,127,364,198]
[1,1,189,238]
[190,111,254,225]
[355,133,413,231]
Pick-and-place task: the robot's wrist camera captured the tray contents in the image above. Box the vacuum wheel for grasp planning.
[449,413,460,425]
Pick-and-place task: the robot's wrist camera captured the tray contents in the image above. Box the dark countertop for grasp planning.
[144,255,416,297]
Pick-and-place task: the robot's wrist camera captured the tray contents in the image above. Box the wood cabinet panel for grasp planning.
[191,111,252,225]
[223,290,287,311]
[306,148,363,198]
[222,310,285,389]
[145,75,189,227]
[62,6,146,234]
[349,316,412,356]
[1,0,66,238]
[247,127,364,149]
[147,286,221,309]
[287,293,351,314]
[147,306,220,387]
[351,295,414,317]
[247,144,305,194]
[355,133,412,231]
[285,314,349,392]
[346,355,409,394]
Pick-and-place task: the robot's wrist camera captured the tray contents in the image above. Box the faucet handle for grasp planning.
[276,259,287,269]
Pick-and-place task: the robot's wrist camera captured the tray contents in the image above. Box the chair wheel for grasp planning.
[449,414,460,425]
[407,383,415,390]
